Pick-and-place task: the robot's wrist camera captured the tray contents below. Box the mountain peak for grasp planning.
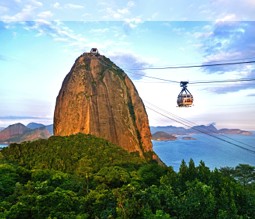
[0,123,30,142]
[27,122,45,129]
[54,50,155,160]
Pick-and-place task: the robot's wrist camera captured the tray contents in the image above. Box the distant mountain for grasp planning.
[218,128,251,135]
[27,122,53,135]
[0,123,53,144]
[45,124,53,135]
[0,127,5,131]
[18,127,51,143]
[150,126,187,135]
[27,122,45,129]
[192,124,218,133]
[0,123,30,142]
[150,124,252,136]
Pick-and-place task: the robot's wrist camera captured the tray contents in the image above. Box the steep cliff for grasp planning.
[54,51,154,159]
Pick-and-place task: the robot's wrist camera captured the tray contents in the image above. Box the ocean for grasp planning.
[153,133,255,171]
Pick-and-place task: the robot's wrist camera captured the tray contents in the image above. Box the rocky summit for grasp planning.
[54,49,154,159]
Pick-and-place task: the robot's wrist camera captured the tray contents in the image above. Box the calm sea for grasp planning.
[153,133,255,171]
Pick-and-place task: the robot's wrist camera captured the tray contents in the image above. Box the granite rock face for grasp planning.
[54,51,153,158]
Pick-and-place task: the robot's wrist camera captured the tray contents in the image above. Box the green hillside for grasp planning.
[0,133,254,218]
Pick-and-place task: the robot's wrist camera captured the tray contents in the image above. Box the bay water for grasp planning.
[153,133,255,171]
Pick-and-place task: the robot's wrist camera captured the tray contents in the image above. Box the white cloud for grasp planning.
[103,0,135,20]
[30,0,43,7]
[90,28,109,34]
[2,5,35,21]
[65,3,84,9]
[127,1,135,8]
[205,51,242,63]
[53,2,60,9]
[124,17,142,29]
[38,11,53,19]
[1,0,43,22]
[216,14,238,23]
[20,20,87,50]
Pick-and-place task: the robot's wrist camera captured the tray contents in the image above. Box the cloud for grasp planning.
[200,21,255,74]
[53,2,60,9]
[206,69,255,94]
[102,0,135,20]
[109,53,150,80]
[89,28,109,34]
[124,17,142,29]
[1,0,254,21]
[38,10,53,19]
[207,82,255,94]
[21,20,86,46]
[0,116,53,127]
[1,0,43,21]
[65,4,84,9]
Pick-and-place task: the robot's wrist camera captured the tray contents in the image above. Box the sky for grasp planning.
[0,0,255,130]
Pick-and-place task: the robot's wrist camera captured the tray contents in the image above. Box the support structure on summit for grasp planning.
[90,48,99,55]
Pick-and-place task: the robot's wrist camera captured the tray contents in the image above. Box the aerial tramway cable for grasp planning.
[127,71,255,84]
[128,60,255,70]
[145,101,255,150]
[97,53,255,153]
[98,54,255,85]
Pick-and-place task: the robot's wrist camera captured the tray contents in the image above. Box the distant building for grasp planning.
[90,48,99,55]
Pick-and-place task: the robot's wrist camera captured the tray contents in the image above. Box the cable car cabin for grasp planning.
[177,94,193,107]
[177,81,193,107]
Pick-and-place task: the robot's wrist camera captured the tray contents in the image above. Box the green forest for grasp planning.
[0,133,254,219]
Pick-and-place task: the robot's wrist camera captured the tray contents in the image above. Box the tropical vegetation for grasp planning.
[0,133,254,218]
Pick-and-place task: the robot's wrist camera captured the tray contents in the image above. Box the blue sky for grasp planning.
[0,0,255,130]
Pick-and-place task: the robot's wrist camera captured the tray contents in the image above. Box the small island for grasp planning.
[182,136,196,140]
[152,131,177,141]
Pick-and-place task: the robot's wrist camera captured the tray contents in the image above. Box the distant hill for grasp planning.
[152,131,177,141]
[0,123,53,144]
[0,123,30,142]
[45,124,53,135]
[150,124,252,136]
[27,122,45,129]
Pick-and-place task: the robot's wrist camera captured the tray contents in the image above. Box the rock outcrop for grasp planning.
[54,51,154,159]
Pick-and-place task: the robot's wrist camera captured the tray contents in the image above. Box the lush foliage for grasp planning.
[0,133,254,218]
